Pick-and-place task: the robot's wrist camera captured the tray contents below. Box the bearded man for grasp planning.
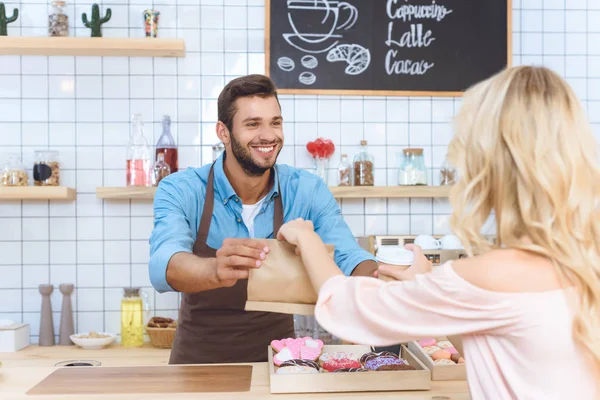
[149,74,378,364]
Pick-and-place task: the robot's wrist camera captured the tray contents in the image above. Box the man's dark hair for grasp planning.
[217,74,280,134]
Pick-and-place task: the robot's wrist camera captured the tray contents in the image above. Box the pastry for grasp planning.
[422,345,442,355]
[445,346,458,355]
[274,347,296,366]
[280,359,320,371]
[359,351,397,364]
[276,365,319,374]
[418,338,437,347]
[147,317,176,328]
[319,352,361,372]
[332,368,368,372]
[431,350,452,361]
[365,357,410,371]
[458,357,465,364]
[451,353,461,363]
[437,340,453,348]
[433,359,456,365]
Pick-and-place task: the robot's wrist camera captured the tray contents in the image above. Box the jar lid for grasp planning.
[360,140,368,146]
[403,148,423,155]
[123,287,141,297]
[52,1,66,6]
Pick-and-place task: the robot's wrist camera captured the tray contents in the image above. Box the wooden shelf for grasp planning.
[0,186,76,201]
[0,37,185,57]
[330,186,451,198]
[97,186,156,200]
[96,186,451,200]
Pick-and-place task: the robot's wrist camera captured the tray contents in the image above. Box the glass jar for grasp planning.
[1,154,28,186]
[151,153,171,186]
[48,1,69,37]
[212,142,225,162]
[398,148,427,186]
[121,287,149,348]
[440,157,456,186]
[34,150,60,186]
[155,115,178,173]
[337,154,351,186]
[352,140,374,186]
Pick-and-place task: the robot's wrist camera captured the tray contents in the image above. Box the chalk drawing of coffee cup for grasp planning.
[284,0,358,53]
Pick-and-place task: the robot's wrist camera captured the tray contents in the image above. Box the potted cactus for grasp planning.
[82,3,111,37]
[0,2,18,36]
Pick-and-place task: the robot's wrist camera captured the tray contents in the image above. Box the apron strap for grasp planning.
[273,176,283,238]
[194,163,215,252]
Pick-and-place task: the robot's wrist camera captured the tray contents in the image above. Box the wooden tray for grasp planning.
[268,344,430,393]
[26,365,252,395]
[408,337,466,381]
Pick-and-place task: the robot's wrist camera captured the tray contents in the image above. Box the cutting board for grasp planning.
[26,365,253,395]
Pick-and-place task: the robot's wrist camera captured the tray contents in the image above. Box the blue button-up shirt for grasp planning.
[149,153,376,293]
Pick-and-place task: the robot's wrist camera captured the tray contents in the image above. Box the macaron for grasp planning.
[418,338,437,347]
[437,340,453,348]
[445,347,458,355]
[431,350,452,361]
[422,345,442,355]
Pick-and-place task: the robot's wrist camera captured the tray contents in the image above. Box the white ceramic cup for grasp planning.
[439,234,464,250]
[376,246,414,282]
[413,235,441,250]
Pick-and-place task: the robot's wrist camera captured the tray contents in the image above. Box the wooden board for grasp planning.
[97,185,451,200]
[0,37,185,57]
[26,365,252,395]
[266,0,511,96]
[0,186,76,201]
[268,344,430,393]
[407,338,466,381]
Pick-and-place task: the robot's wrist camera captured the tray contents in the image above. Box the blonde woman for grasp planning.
[277,66,599,399]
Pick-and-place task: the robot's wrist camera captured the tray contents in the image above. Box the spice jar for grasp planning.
[1,154,28,186]
[48,1,69,37]
[338,154,351,186]
[34,150,60,186]
[440,158,456,186]
[398,148,427,186]
[352,140,374,186]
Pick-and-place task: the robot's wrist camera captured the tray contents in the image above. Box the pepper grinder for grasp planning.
[58,283,74,345]
[39,284,55,346]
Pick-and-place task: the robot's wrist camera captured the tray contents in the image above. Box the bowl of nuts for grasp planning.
[70,332,116,350]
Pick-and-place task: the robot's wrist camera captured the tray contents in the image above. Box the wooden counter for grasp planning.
[0,345,471,399]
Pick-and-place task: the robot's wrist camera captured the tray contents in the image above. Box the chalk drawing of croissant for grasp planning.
[326,44,371,75]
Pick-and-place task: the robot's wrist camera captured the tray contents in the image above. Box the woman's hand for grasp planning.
[377,243,433,281]
[277,218,318,250]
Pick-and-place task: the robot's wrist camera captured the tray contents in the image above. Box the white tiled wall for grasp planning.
[1,0,599,342]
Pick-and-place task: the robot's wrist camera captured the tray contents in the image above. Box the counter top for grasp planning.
[0,345,471,399]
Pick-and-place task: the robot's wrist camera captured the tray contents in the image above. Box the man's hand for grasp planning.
[214,238,270,287]
[377,244,433,281]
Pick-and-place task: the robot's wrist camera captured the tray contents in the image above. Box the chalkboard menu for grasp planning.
[265,0,512,96]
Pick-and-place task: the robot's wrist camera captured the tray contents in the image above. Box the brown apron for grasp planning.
[169,164,295,364]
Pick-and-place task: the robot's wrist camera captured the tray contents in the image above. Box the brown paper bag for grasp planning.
[245,239,334,315]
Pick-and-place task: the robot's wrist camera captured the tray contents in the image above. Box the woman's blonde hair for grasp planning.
[448,65,600,369]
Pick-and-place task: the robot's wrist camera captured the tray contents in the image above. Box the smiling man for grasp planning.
[149,74,378,364]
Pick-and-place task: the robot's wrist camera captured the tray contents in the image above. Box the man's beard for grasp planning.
[230,132,282,177]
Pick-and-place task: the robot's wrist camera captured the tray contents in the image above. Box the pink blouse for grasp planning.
[314,262,597,400]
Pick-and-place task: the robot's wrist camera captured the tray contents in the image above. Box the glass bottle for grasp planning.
[120,287,149,347]
[337,154,351,186]
[352,140,374,186]
[1,153,28,186]
[212,142,225,162]
[126,114,151,187]
[155,115,178,173]
[398,148,428,185]
[34,150,60,186]
[151,153,171,186]
[48,1,69,37]
[440,157,456,186]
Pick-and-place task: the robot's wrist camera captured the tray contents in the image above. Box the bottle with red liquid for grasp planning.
[155,115,178,173]
[126,114,151,187]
